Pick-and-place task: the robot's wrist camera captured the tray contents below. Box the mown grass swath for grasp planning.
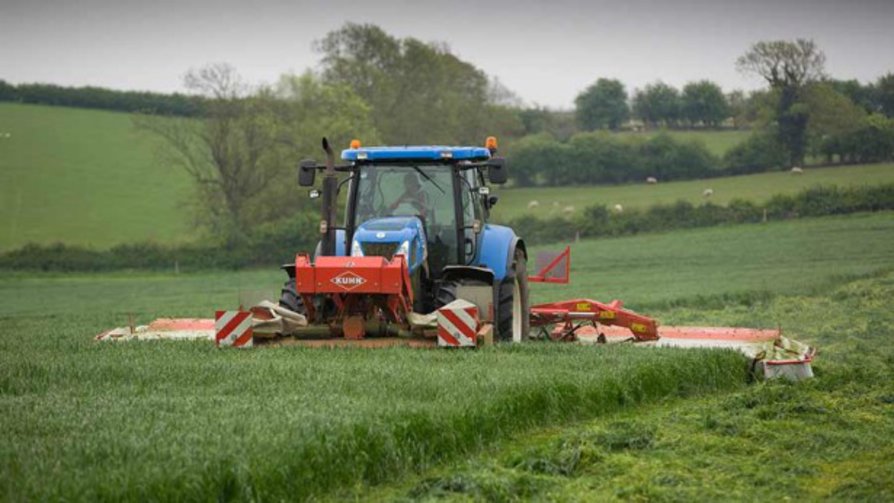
[378,271,894,501]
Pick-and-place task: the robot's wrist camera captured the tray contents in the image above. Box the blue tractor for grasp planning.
[279,137,530,342]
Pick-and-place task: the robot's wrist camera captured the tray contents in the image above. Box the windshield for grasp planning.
[355,164,455,227]
[354,164,459,267]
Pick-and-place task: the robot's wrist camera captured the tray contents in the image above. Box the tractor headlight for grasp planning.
[396,240,410,258]
[350,240,364,257]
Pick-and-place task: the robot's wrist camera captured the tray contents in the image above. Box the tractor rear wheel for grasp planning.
[496,249,530,342]
[279,278,306,314]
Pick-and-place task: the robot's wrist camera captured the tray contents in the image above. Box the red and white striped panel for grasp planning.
[214,310,253,348]
[437,300,479,347]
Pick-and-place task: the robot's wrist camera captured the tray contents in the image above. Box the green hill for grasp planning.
[0,103,193,251]
[2,102,892,251]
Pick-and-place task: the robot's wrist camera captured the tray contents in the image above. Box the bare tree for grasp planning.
[135,64,281,242]
[736,39,826,88]
[737,39,826,166]
[136,66,381,242]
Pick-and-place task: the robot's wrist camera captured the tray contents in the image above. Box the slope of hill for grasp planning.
[0,103,193,251]
[490,162,894,221]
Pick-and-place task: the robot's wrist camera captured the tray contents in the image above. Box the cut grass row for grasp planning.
[365,270,894,501]
[490,162,894,221]
[2,213,893,499]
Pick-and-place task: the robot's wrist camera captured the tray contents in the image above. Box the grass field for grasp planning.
[367,271,894,500]
[490,162,894,221]
[615,129,751,157]
[2,213,893,500]
[0,103,193,251]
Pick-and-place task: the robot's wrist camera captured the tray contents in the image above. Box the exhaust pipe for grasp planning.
[320,137,338,257]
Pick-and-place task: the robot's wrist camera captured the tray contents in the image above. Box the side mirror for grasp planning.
[487,157,508,184]
[298,159,317,187]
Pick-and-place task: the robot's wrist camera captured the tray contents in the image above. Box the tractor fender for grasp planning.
[441,265,495,285]
[477,224,525,281]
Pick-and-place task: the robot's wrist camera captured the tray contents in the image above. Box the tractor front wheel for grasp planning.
[279,278,306,314]
[497,249,530,342]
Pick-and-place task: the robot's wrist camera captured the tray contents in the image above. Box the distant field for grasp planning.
[615,129,750,157]
[1,102,889,251]
[0,103,193,251]
[490,162,894,221]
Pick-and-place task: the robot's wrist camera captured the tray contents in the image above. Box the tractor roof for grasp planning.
[341,146,491,162]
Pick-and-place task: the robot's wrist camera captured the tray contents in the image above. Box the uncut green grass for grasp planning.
[0,331,743,501]
[489,162,894,221]
[2,213,893,499]
[0,103,193,251]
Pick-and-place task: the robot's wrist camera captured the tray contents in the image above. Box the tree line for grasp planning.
[573,72,894,134]
[508,132,719,187]
[0,80,203,116]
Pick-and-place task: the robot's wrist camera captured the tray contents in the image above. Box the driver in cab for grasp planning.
[388,172,430,217]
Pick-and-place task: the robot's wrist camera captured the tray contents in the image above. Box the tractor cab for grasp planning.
[345,153,498,281]
[284,137,528,342]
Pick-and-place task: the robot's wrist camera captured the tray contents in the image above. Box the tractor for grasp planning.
[278,137,530,342]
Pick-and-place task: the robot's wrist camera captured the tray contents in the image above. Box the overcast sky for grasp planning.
[2,0,893,109]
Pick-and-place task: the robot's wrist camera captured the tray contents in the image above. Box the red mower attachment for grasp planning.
[529,298,659,342]
[526,246,659,341]
[294,253,416,339]
[529,246,571,284]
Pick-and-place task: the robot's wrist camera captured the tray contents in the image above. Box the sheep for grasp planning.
[791,166,804,174]
[563,205,575,215]
[527,200,540,209]
[646,176,658,184]
[703,188,714,197]
[612,204,623,213]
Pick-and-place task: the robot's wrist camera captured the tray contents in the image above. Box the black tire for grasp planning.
[279,278,306,314]
[435,279,459,308]
[496,249,530,342]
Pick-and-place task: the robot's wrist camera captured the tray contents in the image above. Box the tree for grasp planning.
[736,39,826,166]
[827,78,875,113]
[632,82,680,128]
[802,82,866,155]
[316,23,500,145]
[876,73,894,118]
[574,78,629,130]
[726,90,747,129]
[681,80,729,127]
[136,64,378,241]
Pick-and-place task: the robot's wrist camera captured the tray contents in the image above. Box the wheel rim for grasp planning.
[512,279,522,342]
